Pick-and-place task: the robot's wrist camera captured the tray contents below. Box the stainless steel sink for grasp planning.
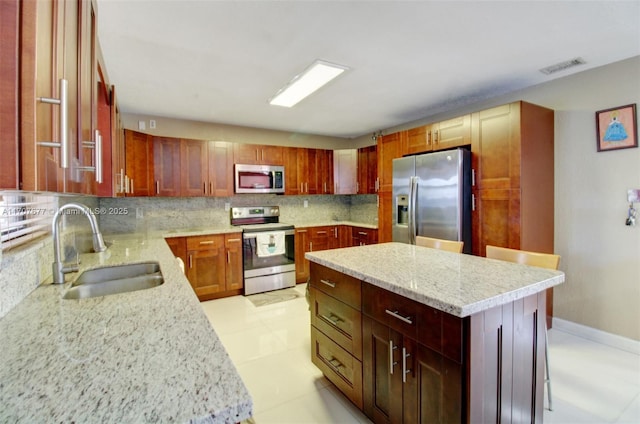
[63,262,164,300]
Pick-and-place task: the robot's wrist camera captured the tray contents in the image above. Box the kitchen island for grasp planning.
[0,234,252,423]
[306,242,565,423]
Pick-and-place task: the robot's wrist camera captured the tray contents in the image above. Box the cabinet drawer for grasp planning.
[362,283,463,363]
[309,263,361,310]
[310,287,362,360]
[311,327,363,410]
[187,234,224,251]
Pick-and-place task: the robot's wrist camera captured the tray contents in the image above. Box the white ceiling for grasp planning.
[96,0,640,139]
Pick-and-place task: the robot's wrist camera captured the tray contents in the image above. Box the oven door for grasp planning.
[242,228,296,294]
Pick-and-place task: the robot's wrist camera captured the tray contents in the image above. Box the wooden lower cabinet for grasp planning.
[310,265,546,424]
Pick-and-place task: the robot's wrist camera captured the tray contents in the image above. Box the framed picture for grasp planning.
[596,103,637,152]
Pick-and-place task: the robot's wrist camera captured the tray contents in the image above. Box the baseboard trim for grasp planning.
[552,317,640,355]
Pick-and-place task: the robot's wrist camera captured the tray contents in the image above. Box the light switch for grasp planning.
[138,120,146,130]
[304,200,308,208]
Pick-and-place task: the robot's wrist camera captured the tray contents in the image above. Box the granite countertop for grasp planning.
[305,242,565,317]
[160,221,378,238]
[0,234,252,423]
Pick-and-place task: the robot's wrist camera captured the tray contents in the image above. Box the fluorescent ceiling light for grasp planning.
[269,60,349,108]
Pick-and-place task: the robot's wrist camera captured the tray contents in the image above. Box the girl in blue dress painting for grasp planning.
[603,113,628,142]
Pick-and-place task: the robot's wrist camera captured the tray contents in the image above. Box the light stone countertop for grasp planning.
[0,234,252,423]
[160,221,377,238]
[305,242,565,317]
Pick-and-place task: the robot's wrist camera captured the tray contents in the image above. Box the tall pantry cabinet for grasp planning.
[471,101,555,323]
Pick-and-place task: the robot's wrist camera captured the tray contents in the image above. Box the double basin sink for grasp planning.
[63,262,164,300]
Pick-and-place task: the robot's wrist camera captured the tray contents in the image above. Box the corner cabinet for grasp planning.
[167,233,243,301]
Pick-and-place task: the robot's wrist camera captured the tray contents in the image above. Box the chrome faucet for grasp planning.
[52,203,107,284]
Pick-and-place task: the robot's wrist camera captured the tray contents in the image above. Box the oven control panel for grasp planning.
[231,206,280,225]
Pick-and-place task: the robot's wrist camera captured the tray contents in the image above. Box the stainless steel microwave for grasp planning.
[234,164,285,194]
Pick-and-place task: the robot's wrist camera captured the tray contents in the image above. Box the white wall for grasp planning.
[381,56,640,341]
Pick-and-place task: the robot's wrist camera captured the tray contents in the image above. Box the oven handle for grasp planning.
[242,229,295,239]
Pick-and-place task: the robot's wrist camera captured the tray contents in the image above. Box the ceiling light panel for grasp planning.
[269,60,349,108]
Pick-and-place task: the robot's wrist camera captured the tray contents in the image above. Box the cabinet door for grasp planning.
[328,226,341,250]
[124,130,154,196]
[377,131,405,193]
[363,317,403,423]
[225,234,243,291]
[471,103,520,190]
[181,138,207,196]
[471,189,521,256]
[358,145,378,194]
[306,149,320,194]
[403,342,463,424]
[334,149,357,194]
[96,76,113,197]
[1,0,20,189]
[433,114,471,151]
[154,136,181,196]
[208,141,234,196]
[317,149,333,194]
[77,0,97,195]
[284,147,301,195]
[295,228,310,283]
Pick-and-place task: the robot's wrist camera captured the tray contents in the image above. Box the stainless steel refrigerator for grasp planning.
[392,148,472,253]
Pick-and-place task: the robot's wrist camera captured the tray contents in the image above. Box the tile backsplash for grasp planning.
[98,194,377,234]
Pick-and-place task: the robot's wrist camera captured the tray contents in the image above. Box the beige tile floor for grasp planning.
[200,284,640,423]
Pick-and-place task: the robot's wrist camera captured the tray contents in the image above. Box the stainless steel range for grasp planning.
[231,206,296,295]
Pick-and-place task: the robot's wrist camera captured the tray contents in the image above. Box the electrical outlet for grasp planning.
[149,119,156,129]
[224,202,231,212]
[138,120,146,130]
[304,200,308,208]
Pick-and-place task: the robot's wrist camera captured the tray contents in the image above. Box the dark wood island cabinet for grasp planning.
[307,243,564,424]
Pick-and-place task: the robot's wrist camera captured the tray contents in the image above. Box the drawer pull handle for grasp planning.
[402,347,411,383]
[385,309,413,325]
[389,340,398,375]
[358,231,368,236]
[327,356,345,376]
[199,241,215,245]
[320,313,342,328]
[320,279,336,288]
[316,231,327,235]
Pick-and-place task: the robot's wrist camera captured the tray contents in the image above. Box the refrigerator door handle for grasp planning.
[409,176,418,245]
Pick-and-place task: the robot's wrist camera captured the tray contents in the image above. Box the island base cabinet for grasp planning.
[363,317,462,424]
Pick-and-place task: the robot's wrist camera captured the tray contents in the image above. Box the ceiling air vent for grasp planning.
[539,57,586,75]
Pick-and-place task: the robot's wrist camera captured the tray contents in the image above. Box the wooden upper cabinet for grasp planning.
[405,115,471,155]
[357,145,377,194]
[153,136,181,196]
[317,149,334,194]
[333,149,357,194]
[434,114,471,150]
[406,125,433,155]
[124,130,154,196]
[77,0,97,195]
[180,138,207,196]
[233,143,283,165]
[1,0,20,189]
[471,103,521,190]
[377,131,406,193]
[284,147,302,195]
[208,141,234,197]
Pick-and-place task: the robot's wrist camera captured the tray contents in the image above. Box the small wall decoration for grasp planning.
[596,103,637,152]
